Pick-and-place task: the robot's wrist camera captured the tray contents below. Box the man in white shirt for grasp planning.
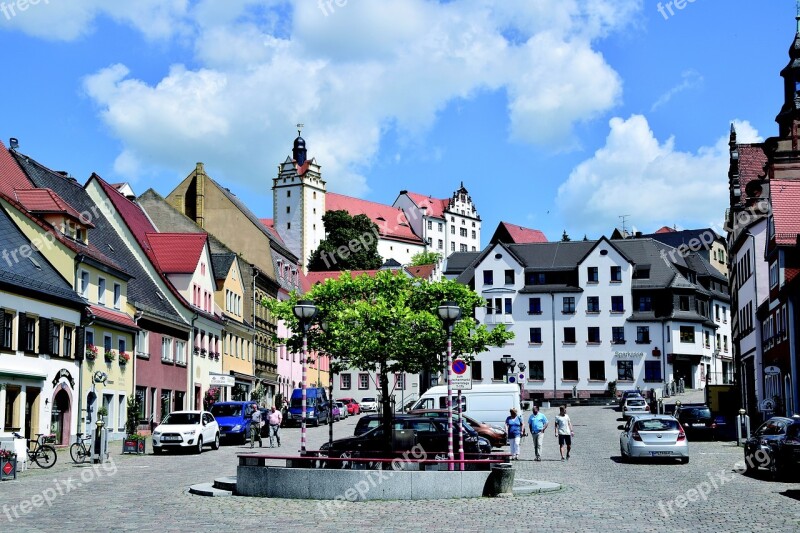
[554,405,574,461]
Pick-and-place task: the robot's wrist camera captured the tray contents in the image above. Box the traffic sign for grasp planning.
[507,375,517,384]
[518,373,527,383]
[450,359,472,390]
[2,461,12,476]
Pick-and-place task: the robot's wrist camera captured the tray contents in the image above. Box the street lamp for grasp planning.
[438,301,461,471]
[500,355,516,377]
[293,300,318,454]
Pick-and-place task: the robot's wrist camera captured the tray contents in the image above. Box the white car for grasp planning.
[619,415,689,464]
[152,410,220,454]
[621,396,650,420]
[335,402,348,419]
[360,397,378,412]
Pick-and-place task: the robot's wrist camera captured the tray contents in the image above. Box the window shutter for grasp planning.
[38,317,50,355]
[74,327,85,360]
[18,312,26,351]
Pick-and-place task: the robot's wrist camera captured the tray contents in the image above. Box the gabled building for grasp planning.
[489,222,548,245]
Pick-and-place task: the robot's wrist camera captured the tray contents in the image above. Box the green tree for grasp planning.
[307,210,383,271]
[409,251,442,267]
[264,271,513,446]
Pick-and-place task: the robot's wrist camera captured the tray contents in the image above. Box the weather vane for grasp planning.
[297,123,304,136]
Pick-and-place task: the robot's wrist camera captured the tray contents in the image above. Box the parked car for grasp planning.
[407,409,508,448]
[335,402,348,419]
[618,390,643,409]
[210,401,255,443]
[331,402,342,422]
[619,415,688,464]
[287,387,331,426]
[743,416,800,479]
[622,396,650,420]
[320,416,492,461]
[152,410,220,454]
[355,413,411,436]
[673,404,717,440]
[338,398,360,416]
[360,397,378,413]
[409,384,520,427]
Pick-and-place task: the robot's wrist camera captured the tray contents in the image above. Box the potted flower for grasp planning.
[105,349,117,363]
[97,406,108,422]
[122,433,147,455]
[85,344,98,361]
[119,351,131,365]
[0,449,17,481]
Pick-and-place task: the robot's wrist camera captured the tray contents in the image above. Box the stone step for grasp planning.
[189,482,232,497]
[213,476,237,492]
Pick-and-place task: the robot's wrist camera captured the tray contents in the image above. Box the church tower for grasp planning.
[272,127,326,271]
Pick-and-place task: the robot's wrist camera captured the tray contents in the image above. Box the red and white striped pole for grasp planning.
[458,389,464,471]
[447,334,453,471]
[300,332,308,454]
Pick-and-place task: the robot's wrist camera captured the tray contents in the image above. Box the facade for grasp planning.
[645,227,728,278]
[460,237,728,399]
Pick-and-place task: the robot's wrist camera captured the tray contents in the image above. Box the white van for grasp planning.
[409,384,521,427]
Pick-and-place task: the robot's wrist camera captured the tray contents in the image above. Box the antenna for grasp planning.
[619,215,631,236]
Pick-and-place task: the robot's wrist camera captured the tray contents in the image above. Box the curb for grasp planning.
[512,478,562,495]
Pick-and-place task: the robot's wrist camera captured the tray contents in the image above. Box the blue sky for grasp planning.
[0,1,794,245]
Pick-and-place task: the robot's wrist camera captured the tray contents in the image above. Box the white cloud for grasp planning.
[651,70,704,112]
[555,115,763,234]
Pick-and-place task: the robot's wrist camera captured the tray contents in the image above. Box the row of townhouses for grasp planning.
[725,15,800,421]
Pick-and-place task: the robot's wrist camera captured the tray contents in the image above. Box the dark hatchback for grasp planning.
[322,416,492,460]
[406,409,508,448]
[743,416,800,479]
[674,404,717,440]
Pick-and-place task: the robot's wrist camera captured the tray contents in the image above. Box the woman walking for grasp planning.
[505,408,524,460]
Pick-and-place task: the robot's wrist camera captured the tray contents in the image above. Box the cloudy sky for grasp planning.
[0,0,790,243]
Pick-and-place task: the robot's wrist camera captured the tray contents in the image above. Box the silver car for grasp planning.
[621,396,650,420]
[619,415,688,464]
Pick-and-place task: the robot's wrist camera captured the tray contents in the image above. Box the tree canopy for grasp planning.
[409,251,442,267]
[307,210,383,271]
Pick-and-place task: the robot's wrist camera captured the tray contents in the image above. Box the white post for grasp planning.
[0,384,6,433]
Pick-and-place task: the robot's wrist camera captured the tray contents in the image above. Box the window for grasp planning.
[562,297,575,314]
[460,228,467,237]
[358,374,369,390]
[587,267,598,283]
[486,299,493,314]
[645,361,662,381]
[137,330,149,357]
[79,271,90,298]
[427,221,432,230]
[438,239,443,250]
[526,272,546,285]
[426,237,432,245]
[611,296,624,313]
[176,341,186,365]
[52,323,61,356]
[528,298,541,314]
[504,298,512,314]
[588,327,601,343]
[638,296,652,312]
[483,270,494,285]
[450,226,455,235]
[136,387,147,419]
[562,361,579,381]
[2,311,13,350]
[612,327,625,344]
[451,242,455,252]
[715,333,720,349]
[589,361,605,381]
[472,361,482,380]
[715,304,720,321]
[679,296,689,311]
[438,223,443,232]
[680,326,695,343]
[587,296,599,313]
[636,326,650,344]
[460,244,467,252]
[85,330,94,349]
[723,335,728,352]
[617,361,634,381]
[104,334,112,352]
[610,266,622,282]
[340,374,351,390]
[769,261,778,288]
[563,327,576,344]
[722,307,727,323]
[494,298,502,315]
[528,361,544,381]
[162,337,173,362]
[505,270,515,285]
[529,328,542,344]
[395,374,405,390]
[492,361,507,380]
[98,277,106,305]
[471,230,476,239]
[118,338,126,354]
[287,222,291,229]
[25,316,36,352]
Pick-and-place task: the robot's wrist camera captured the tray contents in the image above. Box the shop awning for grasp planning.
[0,369,47,382]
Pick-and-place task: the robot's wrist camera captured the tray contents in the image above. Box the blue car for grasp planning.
[210,401,255,443]
[287,388,331,427]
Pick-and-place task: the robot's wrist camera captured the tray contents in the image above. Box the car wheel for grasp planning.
[768,454,781,480]
[196,437,203,454]
[619,444,627,462]
[212,433,220,450]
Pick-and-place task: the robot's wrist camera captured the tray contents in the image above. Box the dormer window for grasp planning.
[76,227,86,242]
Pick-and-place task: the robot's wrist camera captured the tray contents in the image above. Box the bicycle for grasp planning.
[11,432,58,469]
[70,432,93,464]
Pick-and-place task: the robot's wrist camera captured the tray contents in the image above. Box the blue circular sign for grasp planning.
[452,359,467,375]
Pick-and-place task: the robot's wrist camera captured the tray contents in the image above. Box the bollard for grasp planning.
[484,463,515,497]
[736,409,750,446]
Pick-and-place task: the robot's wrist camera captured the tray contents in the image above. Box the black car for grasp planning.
[743,416,800,479]
[354,414,411,436]
[674,404,717,440]
[321,416,492,461]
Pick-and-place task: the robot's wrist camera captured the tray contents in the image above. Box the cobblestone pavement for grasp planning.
[1,391,798,532]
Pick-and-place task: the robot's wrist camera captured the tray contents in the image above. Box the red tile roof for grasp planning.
[738,144,769,206]
[499,222,548,243]
[147,233,207,274]
[0,141,33,196]
[88,304,139,330]
[655,226,676,234]
[326,192,423,244]
[14,188,95,227]
[403,192,449,219]
[406,264,435,280]
[94,174,159,260]
[259,218,285,244]
[770,179,800,245]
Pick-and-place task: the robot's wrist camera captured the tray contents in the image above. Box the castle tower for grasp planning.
[272,128,326,271]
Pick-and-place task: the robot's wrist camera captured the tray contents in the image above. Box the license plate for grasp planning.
[693,423,706,427]
[162,436,181,441]
[650,451,672,456]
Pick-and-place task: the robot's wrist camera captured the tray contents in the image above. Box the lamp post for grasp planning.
[438,301,461,472]
[320,320,335,449]
[500,355,516,379]
[293,300,318,454]
[518,362,526,397]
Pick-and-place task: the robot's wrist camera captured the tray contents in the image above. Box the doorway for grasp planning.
[50,389,71,446]
[673,362,694,389]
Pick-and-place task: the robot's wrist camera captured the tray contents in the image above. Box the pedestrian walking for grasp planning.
[527,405,548,461]
[554,405,574,461]
[505,408,524,460]
[249,403,263,448]
[267,405,282,447]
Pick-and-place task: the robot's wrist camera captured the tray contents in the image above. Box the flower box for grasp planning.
[85,344,99,361]
[119,351,131,365]
[122,436,146,455]
[105,350,117,363]
[0,450,17,481]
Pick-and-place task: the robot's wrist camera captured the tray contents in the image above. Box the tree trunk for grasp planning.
[380,363,392,453]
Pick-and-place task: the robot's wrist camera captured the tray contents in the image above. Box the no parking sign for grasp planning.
[450,359,472,390]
